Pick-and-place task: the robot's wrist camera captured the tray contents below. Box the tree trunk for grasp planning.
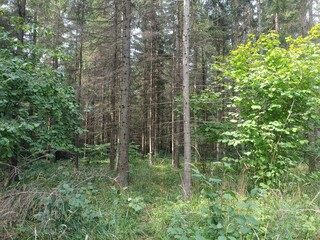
[117,0,131,186]
[6,153,19,186]
[307,0,314,29]
[275,11,280,33]
[182,0,191,200]
[17,0,26,55]
[172,0,182,169]
[257,0,262,35]
[231,0,240,48]
[300,0,308,36]
[110,0,119,170]
[309,126,319,172]
[32,11,37,62]
[74,4,85,171]
[301,0,314,35]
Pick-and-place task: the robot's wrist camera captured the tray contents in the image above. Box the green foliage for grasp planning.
[2,158,320,239]
[149,168,260,240]
[0,26,81,163]
[191,90,231,145]
[260,0,301,42]
[129,143,143,159]
[83,143,110,162]
[127,196,145,213]
[83,143,142,163]
[32,183,102,239]
[10,160,148,239]
[212,26,320,187]
[253,179,320,240]
[258,197,320,239]
[166,206,207,240]
[193,170,260,239]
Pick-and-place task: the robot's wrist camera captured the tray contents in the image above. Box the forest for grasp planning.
[1,0,320,239]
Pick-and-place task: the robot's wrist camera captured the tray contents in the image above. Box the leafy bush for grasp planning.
[194,170,260,239]
[149,169,261,240]
[32,183,103,239]
[213,26,320,187]
[0,26,81,176]
[166,208,207,240]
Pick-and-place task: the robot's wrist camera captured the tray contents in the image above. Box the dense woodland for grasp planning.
[1,0,320,239]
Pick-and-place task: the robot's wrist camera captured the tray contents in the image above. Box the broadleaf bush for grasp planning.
[193,26,320,187]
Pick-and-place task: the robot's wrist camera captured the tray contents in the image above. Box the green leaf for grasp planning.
[195,236,206,240]
[218,236,227,240]
[228,237,237,240]
[251,105,261,110]
[222,193,235,200]
[245,216,259,226]
[216,223,223,229]
[239,226,250,234]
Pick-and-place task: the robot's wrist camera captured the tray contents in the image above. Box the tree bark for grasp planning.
[117,0,131,186]
[307,0,314,29]
[274,0,280,34]
[231,0,240,48]
[17,0,26,55]
[183,0,191,200]
[6,153,19,186]
[110,0,119,170]
[300,0,308,36]
[257,0,262,35]
[172,0,182,169]
[32,11,37,62]
[74,1,85,171]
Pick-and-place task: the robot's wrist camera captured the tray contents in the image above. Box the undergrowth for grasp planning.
[0,157,320,239]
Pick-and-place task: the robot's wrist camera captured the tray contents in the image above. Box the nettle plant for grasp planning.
[217,26,320,187]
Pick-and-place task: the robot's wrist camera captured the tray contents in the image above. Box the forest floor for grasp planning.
[1,156,320,239]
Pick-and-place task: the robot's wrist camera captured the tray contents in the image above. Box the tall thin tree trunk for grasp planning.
[148,84,153,164]
[257,0,262,35]
[110,0,119,170]
[183,0,191,200]
[142,37,148,157]
[84,107,88,158]
[275,12,280,33]
[300,0,308,35]
[100,85,106,144]
[172,0,182,169]
[117,0,131,186]
[17,0,26,55]
[308,0,314,29]
[231,0,240,48]
[148,39,154,164]
[201,47,206,90]
[152,3,160,163]
[75,30,83,170]
[32,11,37,62]
[74,4,85,171]
[171,53,179,168]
